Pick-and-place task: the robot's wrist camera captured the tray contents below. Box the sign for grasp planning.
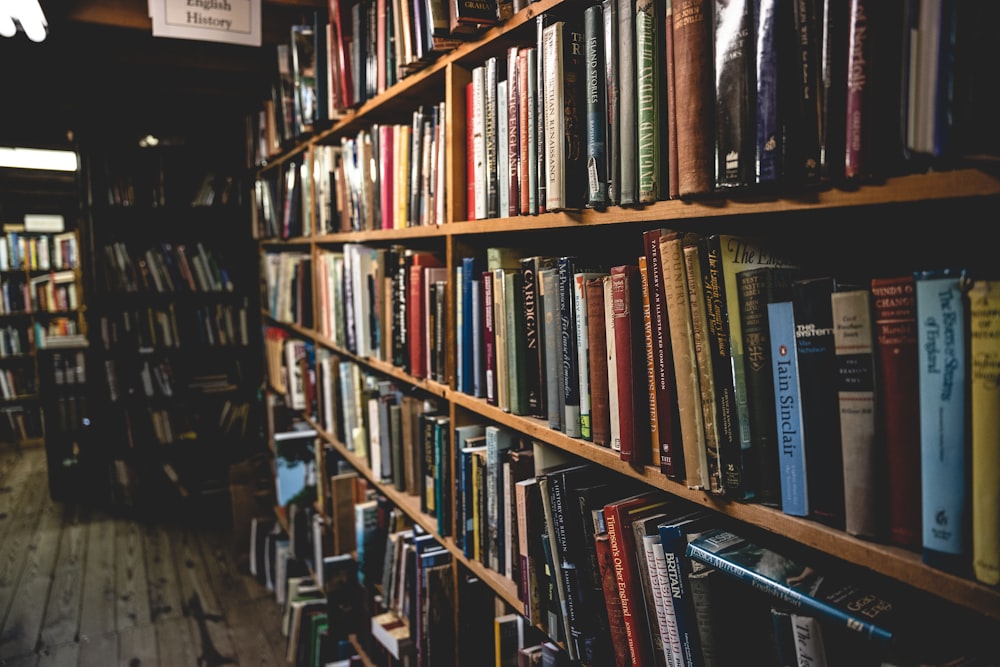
[149,0,261,47]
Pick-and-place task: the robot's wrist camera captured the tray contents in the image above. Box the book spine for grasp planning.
[547,472,583,662]
[697,239,743,495]
[713,0,755,189]
[498,80,510,219]
[472,68,488,219]
[461,257,478,394]
[604,503,654,666]
[659,524,705,667]
[494,268,510,412]
[843,0,873,180]
[831,288,881,540]
[518,48,532,216]
[604,275,622,452]
[507,46,521,217]
[672,0,714,196]
[611,265,649,463]
[788,0,823,184]
[790,614,829,667]
[602,0,620,206]
[506,270,529,416]
[792,277,845,529]
[536,14,557,214]
[541,268,564,431]
[767,300,809,518]
[516,479,545,626]
[915,269,970,572]
[575,274,596,440]
[664,0,679,199]
[635,0,661,204]
[644,229,680,479]
[754,0,782,185]
[485,56,499,218]
[563,19,586,211]
[871,275,921,548]
[543,23,563,213]
[594,527,630,667]
[970,279,1000,586]
[526,46,540,215]
[585,3,610,208]
[521,257,545,418]
[558,258,583,438]
[617,0,638,206]
[586,278,612,448]
[483,271,497,405]
[638,258,661,468]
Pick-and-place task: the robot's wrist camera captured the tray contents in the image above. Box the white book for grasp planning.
[497,79,510,218]
[542,21,565,211]
[472,65,487,219]
[791,614,829,667]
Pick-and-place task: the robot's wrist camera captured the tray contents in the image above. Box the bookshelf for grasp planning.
[82,138,264,513]
[255,1,1000,664]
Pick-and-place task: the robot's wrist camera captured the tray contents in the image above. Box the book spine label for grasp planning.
[915,270,969,568]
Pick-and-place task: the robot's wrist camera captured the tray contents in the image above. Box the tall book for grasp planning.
[792,276,846,529]
[540,267,565,432]
[525,45,540,215]
[610,264,650,464]
[485,56,500,218]
[671,0,714,196]
[635,0,666,203]
[507,46,521,218]
[604,275,622,454]
[593,508,629,667]
[969,279,1000,586]
[915,268,970,574]
[831,287,883,540]
[584,3,610,209]
[843,0,875,180]
[663,0,678,199]
[754,0,786,185]
[617,0,638,205]
[585,277,612,448]
[870,275,921,549]
[575,271,607,441]
[602,0,620,206]
[516,476,547,628]
[536,12,560,214]
[735,266,800,507]
[685,528,899,647]
[683,237,722,494]
[713,0,755,189]
[659,231,708,488]
[483,271,498,406]
[521,256,558,419]
[459,255,482,395]
[542,19,586,212]
[558,257,599,438]
[787,0,823,184]
[602,492,673,667]
[506,270,530,416]
[643,229,681,479]
[472,65,488,219]
[485,425,519,574]
[767,299,808,518]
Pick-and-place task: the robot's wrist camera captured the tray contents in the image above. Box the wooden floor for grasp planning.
[0,443,288,667]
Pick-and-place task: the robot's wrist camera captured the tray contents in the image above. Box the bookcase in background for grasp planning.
[250,0,1000,665]
[80,135,264,516]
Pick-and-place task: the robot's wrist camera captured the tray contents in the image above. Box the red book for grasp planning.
[407,252,443,378]
[610,264,650,464]
[586,277,611,447]
[379,124,394,229]
[328,0,354,109]
[871,275,921,549]
[482,270,497,405]
[594,520,630,667]
[642,228,681,477]
[466,81,476,222]
[517,47,531,215]
[507,45,521,217]
[602,492,673,667]
[844,0,873,180]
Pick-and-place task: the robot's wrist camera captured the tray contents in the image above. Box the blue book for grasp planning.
[454,423,486,553]
[767,300,808,517]
[658,512,714,667]
[685,528,899,646]
[914,268,970,572]
[461,256,480,395]
[754,0,783,184]
[584,3,609,208]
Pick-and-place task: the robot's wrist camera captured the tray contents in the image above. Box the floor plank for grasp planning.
[78,509,116,641]
[113,516,151,631]
[0,471,65,660]
[143,522,184,624]
[153,617,199,666]
[0,468,49,638]
[77,631,117,667]
[117,623,158,667]
[36,641,80,667]
[39,504,88,649]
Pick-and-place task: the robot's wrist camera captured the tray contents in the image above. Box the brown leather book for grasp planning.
[672,0,715,196]
[586,277,612,448]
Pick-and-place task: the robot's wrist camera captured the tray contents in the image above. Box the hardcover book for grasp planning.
[617,0,638,205]
[575,271,607,441]
[610,264,651,464]
[586,276,612,448]
[831,287,883,540]
[542,19,586,212]
[540,267,565,431]
[792,276,846,528]
[507,46,521,218]
[635,0,666,203]
[685,528,899,646]
[603,275,622,453]
[593,509,630,667]
[787,0,823,184]
[753,0,785,185]
[558,257,599,438]
[521,256,558,419]
[584,3,610,209]
[485,56,500,218]
[915,268,970,573]
[969,279,1000,586]
[870,275,921,549]
[602,0,620,206]
[671,0,715,196]
[712,0,754,189]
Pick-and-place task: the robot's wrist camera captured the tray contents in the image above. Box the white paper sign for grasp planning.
[150,0,261,47]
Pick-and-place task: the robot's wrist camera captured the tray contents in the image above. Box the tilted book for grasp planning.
[831,287,883,540]
[685,528,899,646]
[870,275,921,549]
[969,279,1000,586]
[915,268,970,573]
[767,300,808,518]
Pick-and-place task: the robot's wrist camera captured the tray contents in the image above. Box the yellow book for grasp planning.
[970,278,1000,586]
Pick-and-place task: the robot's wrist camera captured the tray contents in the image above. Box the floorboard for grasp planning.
[0,445,297,666]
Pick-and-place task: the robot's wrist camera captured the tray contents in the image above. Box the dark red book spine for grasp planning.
[871,275,921,548]
[586,277,612,447]
[594,528,630,667]
[409,264,426,378]
[482,271,498,406]
[610,265,650,464]
[844,0,873,180]
[507,45,521,217]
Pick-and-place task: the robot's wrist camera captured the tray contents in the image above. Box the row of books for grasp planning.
[28,270,78,313]
[0,229,79,272]
[100,240,234,295]
[49,350,87,386]
[0,275,29,314]
[0,404,43,442]
[97,299,250,352]
[0,325,29,357]
[0,366,35,400]
[463,0,995,219]
[48,394,89,436]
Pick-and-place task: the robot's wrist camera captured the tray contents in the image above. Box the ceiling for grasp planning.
[0,0,326,149]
